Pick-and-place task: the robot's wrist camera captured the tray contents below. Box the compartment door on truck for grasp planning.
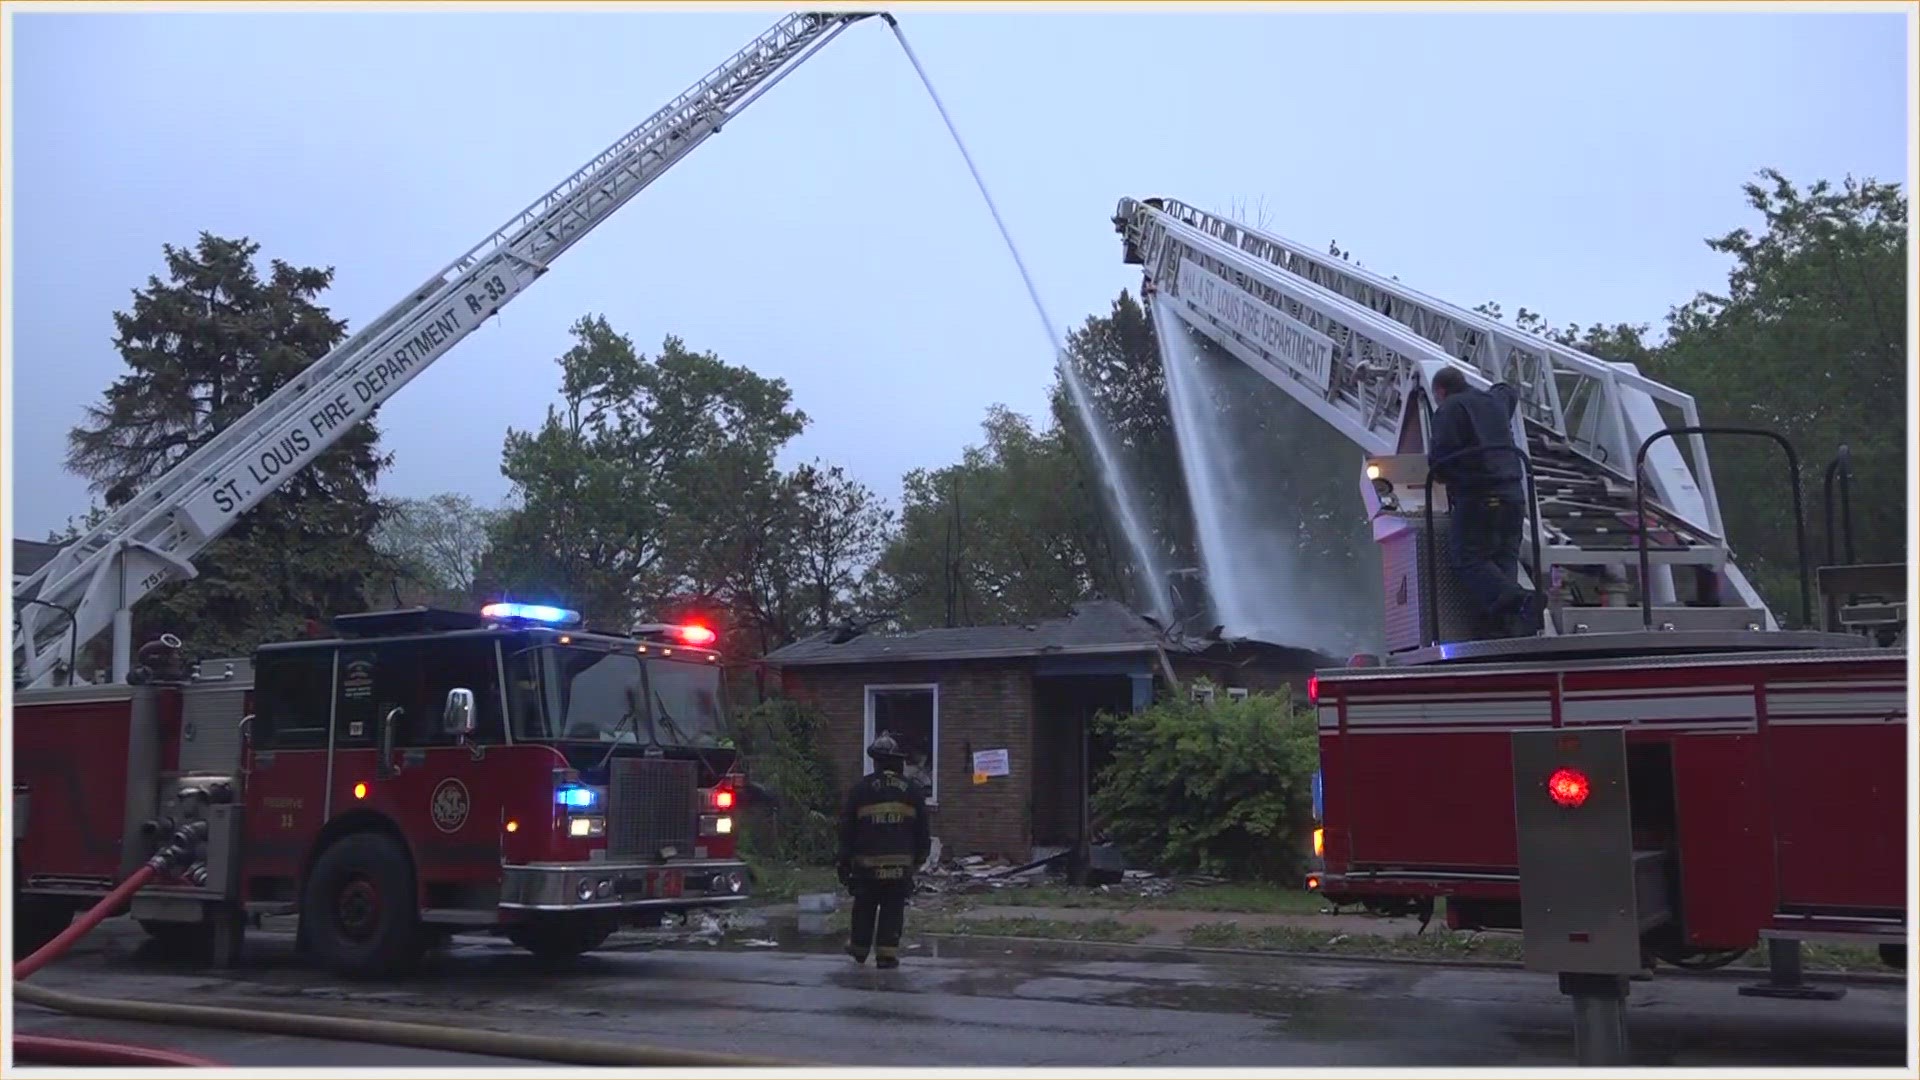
[246,647,339,882]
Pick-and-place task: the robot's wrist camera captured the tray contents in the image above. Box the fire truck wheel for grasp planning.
[507,916,616,960]
[301,832,423,978]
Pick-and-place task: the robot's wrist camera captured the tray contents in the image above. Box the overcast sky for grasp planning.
[7,6,1910,540]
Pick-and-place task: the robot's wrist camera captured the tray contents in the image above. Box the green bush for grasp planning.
[1091,681,1318,880]
[727,697,839,867]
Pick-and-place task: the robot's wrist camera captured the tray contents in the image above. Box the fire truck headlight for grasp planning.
[699,814,734,837]
[716,816,733,835]
[726,871,744,894]
[576,879,596,902]
[597,879,614,899]
[568,815,606,838]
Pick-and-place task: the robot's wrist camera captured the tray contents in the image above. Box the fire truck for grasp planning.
[15,604,749,974]
[11,11,885,975]
[1113,197,1908,1060]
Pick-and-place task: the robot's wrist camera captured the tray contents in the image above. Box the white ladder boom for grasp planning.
[14,11,876,688]
[1113,196,1776,630]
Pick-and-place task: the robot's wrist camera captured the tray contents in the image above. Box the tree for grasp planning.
[782,462,894,632]
[65,233,387,657]
[483,316,807,638]
[372,493,501,605]
[1654,170,1906,608]
[874,405,1118,630]
[1478,170,1907,619]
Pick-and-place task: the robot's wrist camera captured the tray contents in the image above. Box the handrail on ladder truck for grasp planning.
[1823,443,1856,570]
[1632,426,1813,631]
[11,11,883,690]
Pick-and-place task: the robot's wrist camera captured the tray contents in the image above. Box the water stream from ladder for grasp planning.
[888,22,1173,624]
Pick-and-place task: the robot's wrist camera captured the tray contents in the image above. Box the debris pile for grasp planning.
[914,854,1045,896]
[911,853,1222,902]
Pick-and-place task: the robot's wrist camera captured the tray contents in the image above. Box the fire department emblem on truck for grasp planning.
[431,778,470,833]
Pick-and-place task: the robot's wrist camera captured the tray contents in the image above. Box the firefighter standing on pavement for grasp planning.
[837,733,932,969]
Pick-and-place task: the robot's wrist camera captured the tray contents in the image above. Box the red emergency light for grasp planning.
[712,787,735,810]
[1546,767,1591,808]
[675,624,718,647]
[1307,676,1320,704]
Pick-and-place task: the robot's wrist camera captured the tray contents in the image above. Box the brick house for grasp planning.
[764,601,1330,862]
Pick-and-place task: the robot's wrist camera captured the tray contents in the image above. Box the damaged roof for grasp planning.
[764,599,1309,668]
[12,538,61,580]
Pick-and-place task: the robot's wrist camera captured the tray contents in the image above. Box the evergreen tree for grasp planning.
[66,233,389,658]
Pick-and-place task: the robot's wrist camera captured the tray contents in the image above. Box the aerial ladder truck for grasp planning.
[1114,196,1907,1064]
[12,11,882,980]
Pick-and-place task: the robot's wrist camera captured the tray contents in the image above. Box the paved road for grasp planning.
[13,920,1909,1068]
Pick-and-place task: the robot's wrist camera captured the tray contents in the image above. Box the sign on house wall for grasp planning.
[971,748,1010,779]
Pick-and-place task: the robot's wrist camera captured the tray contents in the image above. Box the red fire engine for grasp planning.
[14,604,751,975]
[1114,197,1908,1061]
[10,12,884,978]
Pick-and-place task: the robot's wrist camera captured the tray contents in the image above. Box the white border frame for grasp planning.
[863,682,939,805]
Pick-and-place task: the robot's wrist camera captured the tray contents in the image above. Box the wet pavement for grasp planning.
[12,918,1909,1068]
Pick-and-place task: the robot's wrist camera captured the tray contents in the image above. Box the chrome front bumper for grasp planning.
[499,859,751,912]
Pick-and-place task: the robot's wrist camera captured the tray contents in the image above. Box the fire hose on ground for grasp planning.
[13,824,809,1068]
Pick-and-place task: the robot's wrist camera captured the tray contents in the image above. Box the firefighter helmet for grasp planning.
[867,733,904,767]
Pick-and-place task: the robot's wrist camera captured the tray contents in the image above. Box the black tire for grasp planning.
[13,893,73,961]
[1880,944,1907,971]
[507,916,615,960]
[300,831,422,978]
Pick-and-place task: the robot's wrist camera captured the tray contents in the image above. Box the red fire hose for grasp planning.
[12,1033,223,1068]
[14,863,157,981]
[9,863,209,1067]
[12,856,808,1067]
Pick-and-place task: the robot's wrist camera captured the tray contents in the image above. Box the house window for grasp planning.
[1227,687,1250,702]
[865,684,938,803]
[1190,683,1216,705]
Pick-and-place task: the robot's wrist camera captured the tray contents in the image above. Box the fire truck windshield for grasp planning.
[512,646,726,747]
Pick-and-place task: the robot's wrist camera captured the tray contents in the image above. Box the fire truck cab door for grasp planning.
[330,638,513,887]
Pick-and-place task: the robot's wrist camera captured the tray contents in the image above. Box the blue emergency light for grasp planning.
[555,784,600,810]
[481,602,582,627]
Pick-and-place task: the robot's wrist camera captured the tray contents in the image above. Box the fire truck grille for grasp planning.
[606,757,699,862]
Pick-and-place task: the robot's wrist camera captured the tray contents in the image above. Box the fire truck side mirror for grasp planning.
[443,688,477,738]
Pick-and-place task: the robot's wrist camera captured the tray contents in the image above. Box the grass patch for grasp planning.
[1786,944,1890,973]
[921,914,1151,943]
[1187,922,1524,961]
[746,863,840,903]
[1184,924,1891,974]
[973,881,1327,916]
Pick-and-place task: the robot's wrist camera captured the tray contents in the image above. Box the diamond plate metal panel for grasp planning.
[179,685,250,774]
[1381,515,1478,653]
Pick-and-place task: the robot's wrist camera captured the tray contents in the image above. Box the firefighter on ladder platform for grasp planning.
[837,733,932,969]
[1427,366,1545,639]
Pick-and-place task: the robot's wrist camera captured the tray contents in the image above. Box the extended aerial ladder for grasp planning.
[1114,196,1782,651]
[13,11,882,689]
